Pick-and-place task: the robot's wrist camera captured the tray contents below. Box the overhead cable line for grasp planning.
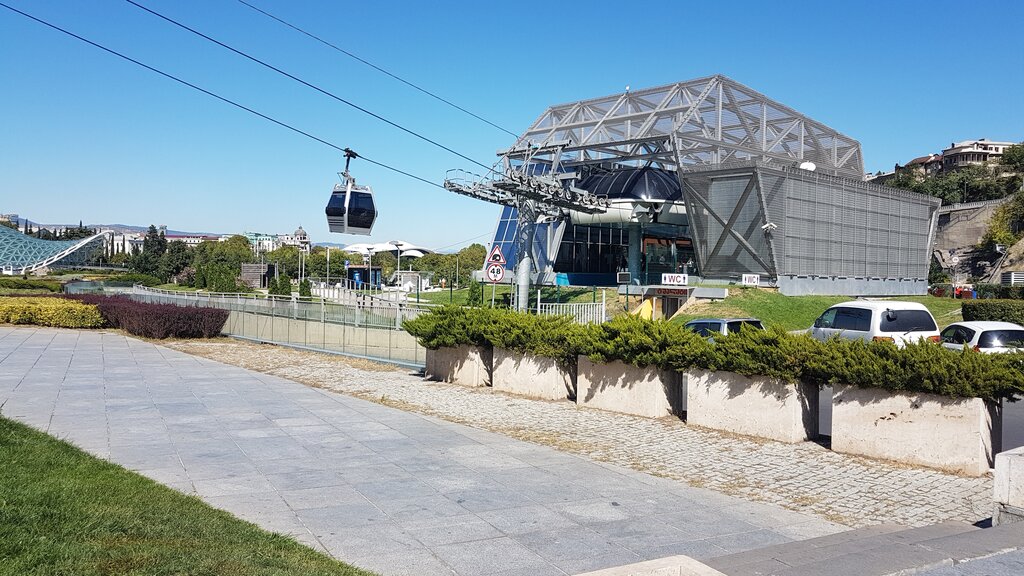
[432,231,494,252]
[0,1,446,192]
[236,0,519,139]
[123,0,496,175]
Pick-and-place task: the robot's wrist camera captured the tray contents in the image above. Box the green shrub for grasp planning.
[404,306,1024,401]
[709,327,813,381]
[402,306,496,350]
[0,278,61,292]
[299,279,312,297]
[962,300,1024,324]
[0,297,104,328]
[106,273,162,287]
[482,309,586,367]
[582,314,711,371]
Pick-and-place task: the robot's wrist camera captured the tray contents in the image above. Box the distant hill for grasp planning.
[10,218,221,236]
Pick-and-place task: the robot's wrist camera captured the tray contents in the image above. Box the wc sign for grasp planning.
[661,273,689,286]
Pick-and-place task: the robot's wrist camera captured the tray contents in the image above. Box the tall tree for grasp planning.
[142,225,167,257]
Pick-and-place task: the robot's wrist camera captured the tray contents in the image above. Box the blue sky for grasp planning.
[2,0,1022,251]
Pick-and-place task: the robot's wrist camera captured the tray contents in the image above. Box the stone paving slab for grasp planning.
[0,327,843,576]
[163,338,995,529]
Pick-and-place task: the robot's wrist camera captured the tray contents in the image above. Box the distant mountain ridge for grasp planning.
[11,218,221,236]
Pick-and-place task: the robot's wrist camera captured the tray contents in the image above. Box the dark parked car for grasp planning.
[684,318,764,337]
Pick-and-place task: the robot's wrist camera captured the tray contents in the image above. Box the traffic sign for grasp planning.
[486,264,505,283]
[486,244,507,266]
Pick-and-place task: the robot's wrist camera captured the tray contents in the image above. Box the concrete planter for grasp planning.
[424,345,492,387]
[994,447,1024,525]
[686,370,818,443]
[576,356,682,418]
[831,384,1001,476]
[492,348,575,401]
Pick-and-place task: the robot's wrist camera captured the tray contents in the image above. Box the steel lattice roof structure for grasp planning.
[503,74,864,179]
[0,225,109,274]
[448,75,937,298]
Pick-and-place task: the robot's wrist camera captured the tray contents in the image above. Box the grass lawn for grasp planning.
[153,283,203,292]
[0,288,54,296]
[0,416,373,576]
[669,288,963,331]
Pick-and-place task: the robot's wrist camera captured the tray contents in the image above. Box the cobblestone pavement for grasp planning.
[163,339,994,529]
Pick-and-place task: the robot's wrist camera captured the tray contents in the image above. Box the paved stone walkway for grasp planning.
[0,328,842,576]
[163,339,995,529]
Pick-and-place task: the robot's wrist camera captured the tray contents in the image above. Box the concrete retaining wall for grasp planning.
[492,348,575,401]
[994,447,1024,525]
[831,384,1001,476]
[576,356,682,418]
[425,345,492,387]
[686,370,818,443]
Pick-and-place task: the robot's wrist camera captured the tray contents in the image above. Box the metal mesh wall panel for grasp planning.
[772,169,936,280]
[681,162,939,284]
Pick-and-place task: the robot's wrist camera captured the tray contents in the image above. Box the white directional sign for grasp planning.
[741,274,760,287]
[661,273,688,286]
[486,244,507,266]
[486,263,505,283]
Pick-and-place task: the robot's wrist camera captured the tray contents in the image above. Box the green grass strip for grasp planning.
[0,416,374,576]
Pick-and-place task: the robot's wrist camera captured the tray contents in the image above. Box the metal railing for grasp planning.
[536,290,607,324]
[130,286,430,367]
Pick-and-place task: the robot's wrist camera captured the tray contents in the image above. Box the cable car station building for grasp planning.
[449,75,940,299]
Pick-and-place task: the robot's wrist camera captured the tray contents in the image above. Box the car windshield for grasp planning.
[879,310,937,333]
[727,320,764,333]
[977,330,1024,348]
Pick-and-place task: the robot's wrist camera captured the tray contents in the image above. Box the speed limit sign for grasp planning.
[486,264,505,283]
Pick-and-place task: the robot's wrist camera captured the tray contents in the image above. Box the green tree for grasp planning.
[142,225,167,257]
[457,244,487,286]
[466,280,483,306]
[305,247,350,280]
[265,246,302,279]
[929,257,950,284]
[299,278,312,297]
[191,235,255,291]
[157,241,193,283]
[1001,143,1024,173]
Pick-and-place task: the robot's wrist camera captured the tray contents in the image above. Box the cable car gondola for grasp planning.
[325,148,377,235]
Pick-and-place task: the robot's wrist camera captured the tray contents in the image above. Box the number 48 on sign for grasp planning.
[486,264,504,283]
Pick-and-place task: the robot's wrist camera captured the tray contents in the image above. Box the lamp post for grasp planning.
[390,240,402,291]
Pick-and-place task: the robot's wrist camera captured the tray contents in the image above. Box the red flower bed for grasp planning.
[66,295,228,339]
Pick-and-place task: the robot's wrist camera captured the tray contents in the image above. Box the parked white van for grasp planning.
[809,300,940,346]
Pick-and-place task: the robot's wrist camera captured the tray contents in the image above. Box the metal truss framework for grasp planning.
[504,74,864,179]
[0,225,110,274]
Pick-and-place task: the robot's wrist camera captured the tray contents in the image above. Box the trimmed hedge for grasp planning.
[0,278,61,292]
[0,297,103,328]
[975,284,1024,300]
[68,295,228,339]
[962,300,1024,325]
[403,306,1024,401]
[402,306,497,350]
